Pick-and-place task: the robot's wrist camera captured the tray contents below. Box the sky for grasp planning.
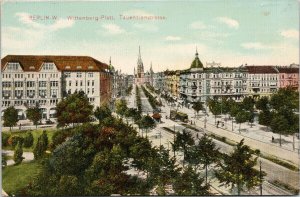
[1,0,299,74]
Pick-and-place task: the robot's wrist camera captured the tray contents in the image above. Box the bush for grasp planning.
[13,142,24,165]
[8,136,24,148]
[23,132,34,148]
[2,133,10,147]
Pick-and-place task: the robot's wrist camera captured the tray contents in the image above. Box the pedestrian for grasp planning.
[19,123,21,130]
[272,136,274,142]
[196,133,199,138]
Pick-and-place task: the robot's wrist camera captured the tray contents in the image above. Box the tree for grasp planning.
[174,129,194,167]
[26,105,42,129]
[140,115,155,137]
[3,106,18,131]
[173,166,210,195]
[94,104,112,124]
[13,142,24,165]
[242,96,255,111]
[192,101,203,119]
[256,96,269,112]
[235,111,249,133]
[229,102,240,131]
[215,139,266,195]
[115,99,128,119]
[23,132,34,148]
[208,98,221,125]
[270,114,289,146]
[56,91,94,127]
[33,131,48,160]
[186,135,220,185]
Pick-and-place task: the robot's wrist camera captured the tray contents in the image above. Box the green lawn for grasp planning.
[2,161,42,195]
[3,129,56,151]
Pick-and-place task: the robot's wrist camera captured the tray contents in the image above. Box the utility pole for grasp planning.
[173,125,176,157]
[259,160,262,195]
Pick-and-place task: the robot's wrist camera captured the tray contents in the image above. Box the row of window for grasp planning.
[2,89,58,97]
[67,80,95,87]
[67,88,95,95]
[64,72,94,78]
[2,81,59,88]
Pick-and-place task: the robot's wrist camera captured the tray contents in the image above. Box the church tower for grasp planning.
[135,46,145,85]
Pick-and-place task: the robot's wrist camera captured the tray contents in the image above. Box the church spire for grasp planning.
[150,62,153,73]
[138,46,141,59]
[109,56,111,65]
[195,46,199,57]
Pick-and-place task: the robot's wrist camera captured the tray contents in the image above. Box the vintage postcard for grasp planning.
[1,0,299,196]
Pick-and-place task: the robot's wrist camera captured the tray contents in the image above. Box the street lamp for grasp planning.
[259,160,263,195]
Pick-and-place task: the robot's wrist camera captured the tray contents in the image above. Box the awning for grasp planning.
[18,111,23,116]
[50,109,56,114]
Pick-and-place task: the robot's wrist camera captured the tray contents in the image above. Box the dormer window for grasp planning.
[88,66,93,69]
[65,66,71,69]
[76,66,82,69]
[29,66,35,70]
[43,63,54,70]
[7,63,19,70]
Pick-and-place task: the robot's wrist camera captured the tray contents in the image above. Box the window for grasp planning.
[65,72,71,78]
[27,90,35,97]
[92,80,94,86]
[15,81,23,88]
[92,88,94,94]
[76,81,78,86]
[15,90,23,97]
[80,81,83,86]
[7,63,18,70]
[50,81,58,87]
[39,81,47,87]
[87,88,90,94]
[87,80,90,86]
[43,63,54,70]
[2,82,11,88]
[39,90,47,97]
[3,90,10,97]
[88,66,94,70]
[76,66,82,69]
[26,81,35,87]
[69,81,71,86]
[51,89,58,97]
[77,72,82,78]
[29,66,35,70]
[88,73,93,77]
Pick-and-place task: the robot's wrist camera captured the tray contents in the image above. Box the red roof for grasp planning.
[245,66,278,74]
[277,67,299,74]
[1,55,109,72]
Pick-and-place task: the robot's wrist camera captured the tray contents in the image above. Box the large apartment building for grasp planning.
[1,55,111,119]
[158,50,299,104]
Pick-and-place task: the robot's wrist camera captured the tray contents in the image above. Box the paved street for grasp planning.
[132,86,299,195]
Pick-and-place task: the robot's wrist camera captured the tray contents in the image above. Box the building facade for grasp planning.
[1,55,110,119]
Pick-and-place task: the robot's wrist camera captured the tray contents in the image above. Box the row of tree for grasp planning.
[172,129,265,195]
[141,85,160,111]
[3,105,43,131]
[205,87,299,145]
[135,86,142,113]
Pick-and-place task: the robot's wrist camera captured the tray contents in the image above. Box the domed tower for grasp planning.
[190,47,203,69]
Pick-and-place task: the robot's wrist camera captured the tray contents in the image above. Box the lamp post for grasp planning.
[259,160,263,195]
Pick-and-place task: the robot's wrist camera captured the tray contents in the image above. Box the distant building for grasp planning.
[134,46,154,85]
[1,55,110,119]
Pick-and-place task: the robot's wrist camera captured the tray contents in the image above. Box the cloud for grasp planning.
[190,21,207,30]
[241,42,270,50]
[165,36,181,41]
[133,23,158,32]
[217,17,239,28]
[3,12,74,50]
[15,12,74,31]
[102,24,125,35]
[280,29,299,39]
